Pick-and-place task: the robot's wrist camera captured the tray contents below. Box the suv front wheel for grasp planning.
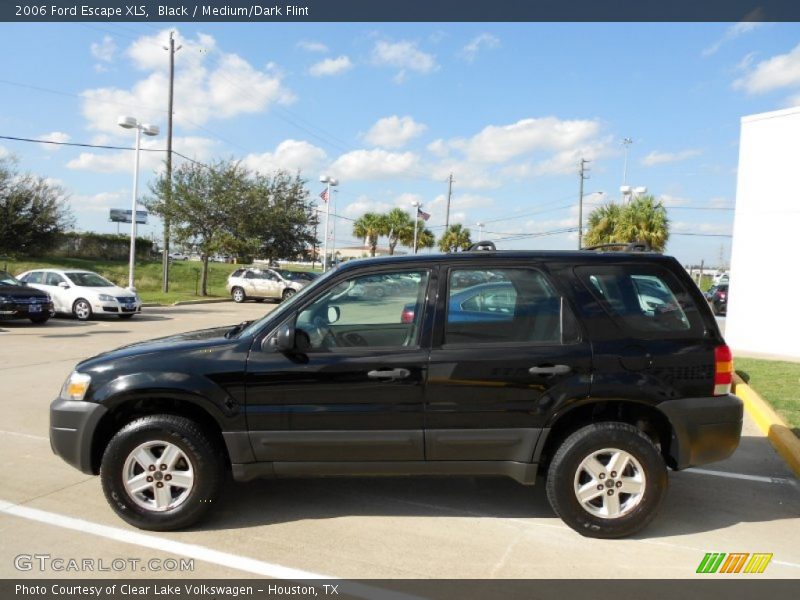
[100,415,224,531]
[546,422,667,539]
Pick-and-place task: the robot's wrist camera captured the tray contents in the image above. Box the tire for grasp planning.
[282,288,296,302]
[73,298,93,321]
[231,287,246,303]
[546,422,667,539]
[100,415,224,531]
[119,314,135,320]
[29,315,50,324]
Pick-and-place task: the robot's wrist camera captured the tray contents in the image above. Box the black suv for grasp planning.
[50,246,742,538]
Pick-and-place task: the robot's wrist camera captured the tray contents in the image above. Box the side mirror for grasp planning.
[273,324,295,352]
[58,282,70,289]
[327,305,340,324]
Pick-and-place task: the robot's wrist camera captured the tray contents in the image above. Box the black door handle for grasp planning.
[367,368,411,380]
[528,364,572,376]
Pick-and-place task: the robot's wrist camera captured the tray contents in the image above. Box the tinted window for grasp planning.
[230,269,244,278]
[66,272,114,287]
[17,271,42,284]
[45,272,65,286]
[296,270,430,351]
[444,268,577,345]
[578,266,700,335]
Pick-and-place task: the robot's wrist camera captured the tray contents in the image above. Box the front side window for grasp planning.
[45,272,64,286]
[296,270,430,351]
[18,271,43,284]
[577,266,699,335]
[444,268,576,345]
[66,272,114,287]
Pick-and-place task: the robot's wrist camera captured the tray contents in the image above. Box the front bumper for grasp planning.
[0,300,54,319]
[50,398,107,474]
[96,300,142,314]
[658,394,743,470]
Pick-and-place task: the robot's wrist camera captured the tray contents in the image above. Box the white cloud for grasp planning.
[393,192,424,208]
[342,196,394,217]
[641,148,702,167]
[461,33,500,62]
[0,145,9,159]
[81,30,294,135]
[70,190,128,214]
[658,194,692,207]
[431,193,494,211]
[329,148,420,180]
[371,40,437,82]
[91,35,116,63]
[67,136,215,174]
[672,221,733,236]
[364,115,427,148]
[429,161,499,189]
[242,139,327,175]
[452,117,602,164]
[297,40,329,53]
[309,55,353,77]
[38,131,71,152]
[702,21,763,57]
[733,42,800,94]
[426,139,449,158]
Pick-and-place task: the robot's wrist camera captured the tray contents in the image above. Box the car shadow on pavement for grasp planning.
[199,436,798,536]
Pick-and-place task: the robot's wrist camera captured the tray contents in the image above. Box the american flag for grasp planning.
[319,188,329,203]
[417,208,431,221]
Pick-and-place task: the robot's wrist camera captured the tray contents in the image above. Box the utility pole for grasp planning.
[445,173,453,231]
[162,31,181,293]
[578,158,590,249]
[311,203,318,268]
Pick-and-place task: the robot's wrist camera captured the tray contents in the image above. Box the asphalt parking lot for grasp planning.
[0,303,798,579]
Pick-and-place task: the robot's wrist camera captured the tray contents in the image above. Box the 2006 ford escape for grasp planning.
[50,243,742,538]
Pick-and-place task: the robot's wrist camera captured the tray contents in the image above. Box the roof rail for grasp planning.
[467,241,496,252]
[581,241,655,253]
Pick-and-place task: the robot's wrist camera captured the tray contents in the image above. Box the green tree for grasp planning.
[584,196,669,251]
[352,212,385,257]
[438,223,472,253]
[0,157,73,256]
[383,208,415,255]
[415,227,436,252]
[146,159,250,295]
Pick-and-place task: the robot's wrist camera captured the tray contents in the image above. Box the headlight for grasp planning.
[98,294,115,302]
[60,372,92,401]
[0,295,10,303]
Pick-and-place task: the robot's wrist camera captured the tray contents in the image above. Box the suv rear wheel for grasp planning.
[100,415,224,531]
[546,422,667,539]
[231,287,246,303]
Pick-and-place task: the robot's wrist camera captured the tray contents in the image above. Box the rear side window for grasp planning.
[230,269,244,278]
[576,266,702,336]
[444,268,580,346]
[20,271,44,284]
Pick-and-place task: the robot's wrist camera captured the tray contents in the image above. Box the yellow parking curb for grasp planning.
[733,376,800,478]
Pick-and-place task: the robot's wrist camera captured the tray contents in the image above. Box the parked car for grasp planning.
[0,270,53,324]
[227,267,308,303]
[50,245,742,538]
[17,269,141,321]
[169,252,189,261]
[713,272,729,286]
[707,283,728,316]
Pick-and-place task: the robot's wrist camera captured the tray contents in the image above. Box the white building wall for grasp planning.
[726,106,800,359]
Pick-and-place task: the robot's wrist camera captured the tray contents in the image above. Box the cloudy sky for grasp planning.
[2,22,800,264]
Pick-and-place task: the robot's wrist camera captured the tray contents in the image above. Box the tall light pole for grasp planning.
[621,137,633,186]
[118,116,159,290]
[476,222,484,240]
[411,201,420,254]
[319,175,338,271]
[162,31,181,293]
[620,185,647,204]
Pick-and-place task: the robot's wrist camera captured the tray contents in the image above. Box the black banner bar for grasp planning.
[2,1,799,23]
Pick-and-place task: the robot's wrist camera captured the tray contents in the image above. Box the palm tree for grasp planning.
[382,208,414,255]
[583,197,669,251]
[352,212,385,257]
[438,223,472,253]
[415,227,436,251]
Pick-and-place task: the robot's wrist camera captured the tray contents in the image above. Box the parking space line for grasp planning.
[0,430,47,441]
[0,499,422,599]
[684,468,797,486]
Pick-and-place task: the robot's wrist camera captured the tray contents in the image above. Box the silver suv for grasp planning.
[227,267,309,303]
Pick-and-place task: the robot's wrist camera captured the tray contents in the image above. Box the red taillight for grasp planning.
[718,292,727,299]
[401,307,415,324]
[714,345,733,396]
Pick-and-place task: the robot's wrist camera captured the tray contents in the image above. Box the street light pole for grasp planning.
[622,137,633,186]
[118,116,158,290]
[320,175,338,271]
[411,201,420,254]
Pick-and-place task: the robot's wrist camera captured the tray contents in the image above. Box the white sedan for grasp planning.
[16,269,142,321]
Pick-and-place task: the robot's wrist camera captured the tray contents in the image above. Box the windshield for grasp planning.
[276,269,309,281]
[66,272,115,287]
[0,271,23,286]
[237,268,337,338]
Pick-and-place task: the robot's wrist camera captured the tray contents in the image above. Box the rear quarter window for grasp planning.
[575,265,704,338]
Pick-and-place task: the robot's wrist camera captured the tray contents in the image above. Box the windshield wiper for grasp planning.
[224,320,253,338]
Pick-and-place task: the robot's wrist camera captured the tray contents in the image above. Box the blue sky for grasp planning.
[2,21,800,265]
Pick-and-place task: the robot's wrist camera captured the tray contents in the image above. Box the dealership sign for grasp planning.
[109,209,148,224]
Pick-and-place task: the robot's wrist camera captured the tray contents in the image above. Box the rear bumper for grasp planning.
[50,398,107,474]
[658,394,743,470]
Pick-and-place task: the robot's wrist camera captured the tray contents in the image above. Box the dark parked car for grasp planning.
[0,270,53,324]
[706,284,728,316]
[50,245,742,538]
